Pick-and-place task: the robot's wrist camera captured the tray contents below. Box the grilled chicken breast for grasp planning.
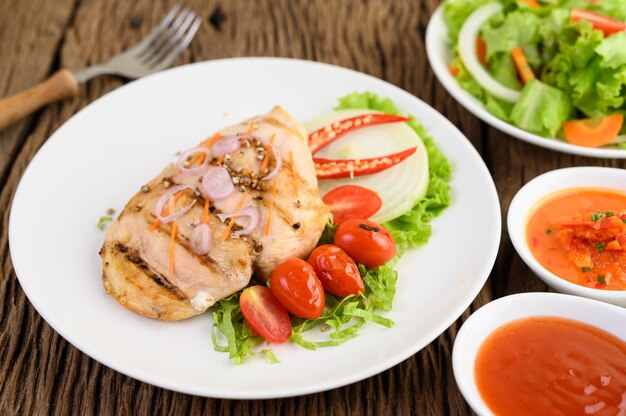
[101,106,330,320]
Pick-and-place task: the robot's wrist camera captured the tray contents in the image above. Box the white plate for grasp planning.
[425,5,626,159]
[453,292,626,415]
[507,167,626,307]
[9,57,500,399]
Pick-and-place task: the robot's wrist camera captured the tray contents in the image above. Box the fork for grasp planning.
[0,5,201,132]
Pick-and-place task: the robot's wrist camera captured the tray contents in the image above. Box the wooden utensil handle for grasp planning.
[0,69,78,132]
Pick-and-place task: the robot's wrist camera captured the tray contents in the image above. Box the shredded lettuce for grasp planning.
[211,92,452,363]
[444,0,626,140]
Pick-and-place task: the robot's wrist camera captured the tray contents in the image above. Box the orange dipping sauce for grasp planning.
[475,317,626,416]
[526,188,626,290]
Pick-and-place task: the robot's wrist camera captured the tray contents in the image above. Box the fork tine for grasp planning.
[139,8,192,61]
[151,17,202,71]
[145,12,197,67]
[130,4,182,55]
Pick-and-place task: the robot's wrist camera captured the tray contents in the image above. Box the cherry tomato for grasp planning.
[270,258,325,319]
[308,245,364,297]
[239,286,291,343]
[322,185,382,224]
[333,218,396,267]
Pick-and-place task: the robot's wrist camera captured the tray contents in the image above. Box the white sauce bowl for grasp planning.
[452,292,626,415]
[507,167,626,307]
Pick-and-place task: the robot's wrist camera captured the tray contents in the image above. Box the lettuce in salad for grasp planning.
[444,0,626,142]
[211,92,452,363]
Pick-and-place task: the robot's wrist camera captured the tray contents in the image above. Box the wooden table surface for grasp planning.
[1,0,624,414]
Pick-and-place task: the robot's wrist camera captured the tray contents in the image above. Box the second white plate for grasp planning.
[426,5,626,159]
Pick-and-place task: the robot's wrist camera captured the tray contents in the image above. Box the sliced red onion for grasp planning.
[260,140,283,180]
[177,147,211,176]
[217,206,259,237]
[154,184,197,223]
[190,223,211,255]
[201,166,234,201]
[211,135,241,157]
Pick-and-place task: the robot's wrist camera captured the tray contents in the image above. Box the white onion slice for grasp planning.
[177,147,211,176]
[458,2,521,102]
[190,223,211,255]
[153,184,197,223]
[211,135,241,157]
[201,166,234,201]
[217,206,259,237]
[260,140,283,180]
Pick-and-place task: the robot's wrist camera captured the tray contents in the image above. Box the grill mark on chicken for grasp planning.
[264,116,303,139]
[142,219,225,274]
[113,242,186,299]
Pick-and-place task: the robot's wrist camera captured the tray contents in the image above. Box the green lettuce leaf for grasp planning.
[510,79,571,137]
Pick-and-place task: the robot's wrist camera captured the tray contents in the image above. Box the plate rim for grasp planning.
[425,5,626,159]
[8,56,502,399]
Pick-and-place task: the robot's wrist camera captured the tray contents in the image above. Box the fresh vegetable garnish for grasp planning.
[334,219,397,267]
[511,47,535,85]
[308,113,410,154]
[571,9,626,37]
[322,185,382,224]
[239,286,292,343]
[97,216,112,231]
[308,245,364,297]
[220,195,247,240]
[210,92,452,363]
[313,147,417,179]
[444,0,626,147]
[563,115,624,148]
[168,221,178,273]
[270,259,325,319]
[476,37,488,67]
[264,184,278,236]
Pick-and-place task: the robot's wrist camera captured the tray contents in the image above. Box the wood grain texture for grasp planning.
[1,0,624,415]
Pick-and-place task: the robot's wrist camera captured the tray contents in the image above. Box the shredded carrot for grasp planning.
[246,120,255,135]
[449,65,460,77]
[264,184,278,237]
[511,47,536,84]
[203,132,222,148]
[221,196,247,241]
[218,154,225,165]
[260,134,276,173]
[203,198,210,224]
[289,151,299,199]
[522,0,540,8]
[149,190,185,232]
[168,221,178,273]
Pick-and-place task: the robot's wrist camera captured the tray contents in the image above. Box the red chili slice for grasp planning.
[313,147,417,179]
[308,114,411,154]
[571,9,626,37]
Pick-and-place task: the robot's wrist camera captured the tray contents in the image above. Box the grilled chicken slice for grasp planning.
[101,106,329,320]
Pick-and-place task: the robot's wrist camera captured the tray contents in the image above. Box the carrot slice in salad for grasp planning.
[511,47,535,85]
[476,37,488,67]
[563,114,624,148]
[521,0,540,9]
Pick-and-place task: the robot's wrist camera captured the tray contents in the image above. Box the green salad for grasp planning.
[444,0,626,148]
[211,92,452,364]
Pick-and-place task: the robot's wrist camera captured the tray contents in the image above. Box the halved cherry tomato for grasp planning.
[270,258,325,319]
[333,219,396,267]
[322,185,382,224]
[239,286,292,343]
[563,114,623,148]
[308,245,364,297]
[571,9,626,37]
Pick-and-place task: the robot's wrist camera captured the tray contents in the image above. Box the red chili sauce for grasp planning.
[475,316,626,416]
[526,188,626,290]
